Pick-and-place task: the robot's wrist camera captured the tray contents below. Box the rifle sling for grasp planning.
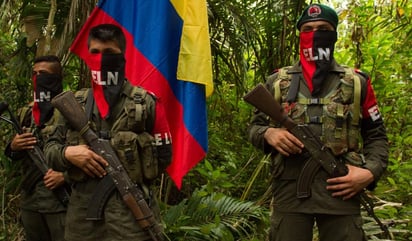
[85,89,94,121]
[286,73,300,103]
[86,175,116,220]
[360,193,391,238]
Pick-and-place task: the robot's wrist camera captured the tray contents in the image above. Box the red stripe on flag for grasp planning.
[70,7,206,188]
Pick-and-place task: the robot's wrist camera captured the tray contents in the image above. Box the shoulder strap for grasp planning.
[286,73,300,103]
[353,74,361,126]
[18,105,33,128]
[84,89,94,121]
[274,67,291,103]
[74,88,89,104]
[132,87,147,121]
[344,67,361,126]
[73,88,94,120]
[131,87,148,133]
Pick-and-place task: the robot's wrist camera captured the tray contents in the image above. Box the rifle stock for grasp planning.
[0,101,70,206]
[51,91,163,241]
[244,85,391,237]
[243,84,296,130]
[243,84,348,197]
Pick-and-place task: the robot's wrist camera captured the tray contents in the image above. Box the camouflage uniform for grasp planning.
[5,107,67,241]
[248,61,388,241]
[44,81,172,241]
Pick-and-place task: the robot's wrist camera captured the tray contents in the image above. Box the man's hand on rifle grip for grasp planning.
[10,128,37,151]
[64,145,108,178]
[264,127,304,156]
[326,165,374,200]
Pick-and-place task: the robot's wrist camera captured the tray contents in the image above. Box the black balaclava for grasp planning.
[32,73,63,127]
[85,52,126,119]
[297,4,339,96]
[299,30,337,96]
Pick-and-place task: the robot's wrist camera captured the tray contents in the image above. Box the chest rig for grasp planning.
[18,104,59,148]
[272,66,363,156]
[69,85,158,184]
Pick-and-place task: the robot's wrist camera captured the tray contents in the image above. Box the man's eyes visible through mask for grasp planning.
[32,70,51,75]
[90,47,121,54]
[318,26,333,31]
[300,22,335,32]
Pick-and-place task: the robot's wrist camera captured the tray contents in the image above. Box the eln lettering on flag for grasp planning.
[70,0,213,189]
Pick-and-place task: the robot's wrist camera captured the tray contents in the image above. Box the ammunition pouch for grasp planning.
[323,102,351,155]
[68,86,161,228]
[273,66,363,157]
[84,131,158,220]
[110,131,158,183]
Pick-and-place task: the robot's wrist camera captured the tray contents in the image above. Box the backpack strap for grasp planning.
[131,87,147,133]
[273,67,291,103]
[286,73,300,103]
[341,67,361,126]
[18,104,33,127]
[273,78,282,104]
[351,70,361,126]
[74,88,89,104]
[84,89,95,122]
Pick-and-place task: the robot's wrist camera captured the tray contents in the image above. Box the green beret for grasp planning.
[296,4,338,30]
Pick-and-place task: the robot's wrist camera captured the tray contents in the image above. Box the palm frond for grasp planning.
[163,191,268,240]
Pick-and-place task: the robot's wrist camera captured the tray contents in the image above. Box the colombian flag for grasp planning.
[70,0,213,189]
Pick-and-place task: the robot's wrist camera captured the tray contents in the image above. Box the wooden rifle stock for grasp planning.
[243,84,296,130]
[243,85,391,236]
[51,91,163,241]
[243,84,348,197]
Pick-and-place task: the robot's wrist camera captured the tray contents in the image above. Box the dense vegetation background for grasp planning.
[0,0,411,240]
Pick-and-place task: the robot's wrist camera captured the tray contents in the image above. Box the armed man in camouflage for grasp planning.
[248,4,388,241]
[4,55,69,241]
[44,24,172,241]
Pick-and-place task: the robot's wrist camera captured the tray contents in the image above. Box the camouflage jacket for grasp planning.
[248,60,388,214]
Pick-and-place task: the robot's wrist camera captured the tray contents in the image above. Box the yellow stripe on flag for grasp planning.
[170,0,214,97]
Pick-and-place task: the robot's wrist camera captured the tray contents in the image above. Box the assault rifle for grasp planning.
[243,84,391,238]
[0,102,70,207]
[51,91,163,241]
[243,84,348,198]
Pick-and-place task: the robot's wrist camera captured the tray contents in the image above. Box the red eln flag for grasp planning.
[70,0,213,189]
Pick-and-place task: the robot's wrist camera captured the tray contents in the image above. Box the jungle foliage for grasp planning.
[0,0,411,240]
